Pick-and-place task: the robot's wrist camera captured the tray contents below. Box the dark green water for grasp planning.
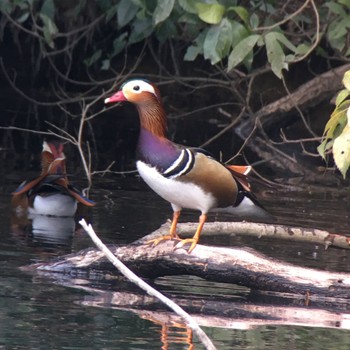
[1,172,350,349]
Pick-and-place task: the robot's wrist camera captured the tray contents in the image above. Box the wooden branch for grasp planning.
[79,219,216,350]
[146,220,350,250]
[239,63,350,137]
[24,225,350,299]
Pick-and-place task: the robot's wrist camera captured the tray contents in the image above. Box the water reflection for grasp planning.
[3,172,350,349]
[29,214,75,243]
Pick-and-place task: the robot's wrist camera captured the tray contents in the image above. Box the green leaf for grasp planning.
[16,12,29,23]
[203,18,232,64]
[178,0,198,14]
[272,32,297,52]
[317,138,333,159]
[184,29,207,61]
[84,49,102,66]
[250,13,259,28]
[343,70,350,91]
[323,100,350,138]
[184,45,202,61]
[112,33,128,56]
[325,2,346,16]
[227,34,260,71]
[101,59,110,71]
[230,20,250,47]
[195,3,225,24]
[105,5,118,23]
[129,18,153,44]
[156,19,177,43]
[117,0,139,28]
[339,0,350,7]
[153,0,175,25]
[41,0,55,19]
[333,124,350,178]
[227,6,249,25]
[39,13,58,48]
[336,89,350,106]
[264,32,288,78]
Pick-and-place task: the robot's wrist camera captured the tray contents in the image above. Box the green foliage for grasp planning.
[318,70,350,178]
[2,0,350,79]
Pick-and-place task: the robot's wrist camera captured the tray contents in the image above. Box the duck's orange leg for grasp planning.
[147,210,181,247]
[176,214,207,253]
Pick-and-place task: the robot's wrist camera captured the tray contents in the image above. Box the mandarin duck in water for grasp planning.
[105,80,270,253]
[12,140,95,217]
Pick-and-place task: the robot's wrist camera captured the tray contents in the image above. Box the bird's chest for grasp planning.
[137,161,216,213]
[30,194,77,216]
[136,129,179,172]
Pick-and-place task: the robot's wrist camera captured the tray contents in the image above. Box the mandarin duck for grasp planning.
[105,79,270,253]
[12,140,95,217]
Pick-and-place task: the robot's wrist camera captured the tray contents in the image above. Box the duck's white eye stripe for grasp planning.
[123,80,156,95]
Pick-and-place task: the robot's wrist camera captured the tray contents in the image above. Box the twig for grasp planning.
[200,107,246,148]
[79,219,217,350]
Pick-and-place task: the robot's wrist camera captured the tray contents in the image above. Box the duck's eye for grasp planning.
[133,85,140,91]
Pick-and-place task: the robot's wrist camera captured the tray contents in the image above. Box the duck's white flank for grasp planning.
[137,160,216,213]
[30,194,77,217]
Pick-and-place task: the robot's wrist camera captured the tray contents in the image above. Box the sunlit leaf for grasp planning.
[227,34,260,71]
[317,138,333,160]
[153,0,175,25]
[342,70,350,91]
[195,3,225,24]
[335,89,350,106]
[333,124,350,178]
[264,32,288,78]
[324,100,350,137]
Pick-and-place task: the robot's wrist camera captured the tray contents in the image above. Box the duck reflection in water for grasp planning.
[11,140,95,245]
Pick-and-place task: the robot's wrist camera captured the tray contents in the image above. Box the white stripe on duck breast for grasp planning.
[104,79,271,253]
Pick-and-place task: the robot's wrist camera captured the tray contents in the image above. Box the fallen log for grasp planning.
[24,222,350,299]
[149,220,350,250]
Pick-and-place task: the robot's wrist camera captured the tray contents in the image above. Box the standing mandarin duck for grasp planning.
[12,140,95,217]
[105,79,270,253]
